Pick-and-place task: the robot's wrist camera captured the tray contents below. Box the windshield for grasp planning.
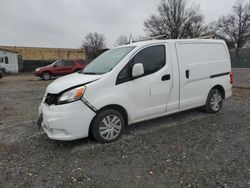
[51,60,60,66]
[82,46,135,75]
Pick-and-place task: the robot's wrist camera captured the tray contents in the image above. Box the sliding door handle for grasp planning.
[185,70,190,79]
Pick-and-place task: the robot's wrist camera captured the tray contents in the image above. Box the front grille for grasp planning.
[44,93,59,106]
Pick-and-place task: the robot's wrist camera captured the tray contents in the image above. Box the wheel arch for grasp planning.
[41,70,51,74]
[88,104,129,137]
[210,85,226,99]
[41,70,51,76]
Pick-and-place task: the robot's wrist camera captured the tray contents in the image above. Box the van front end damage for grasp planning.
[38,100,96,141]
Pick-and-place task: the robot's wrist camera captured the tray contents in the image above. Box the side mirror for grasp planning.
[53,64,57,67]
[132,63,144,78]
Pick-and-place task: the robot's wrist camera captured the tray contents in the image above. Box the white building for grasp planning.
[0,48,19,73]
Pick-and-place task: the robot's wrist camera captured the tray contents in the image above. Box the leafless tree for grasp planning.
[215,0,250,49]
[83,32,106,59]
[144,0,208,39]
[115,35,129,46]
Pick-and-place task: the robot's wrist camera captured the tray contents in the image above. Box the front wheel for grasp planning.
[91,109,125,143]
[41,72,51,80]
[204,89,223,114]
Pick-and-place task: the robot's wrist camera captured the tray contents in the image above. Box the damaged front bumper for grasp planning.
[38,100,96,141]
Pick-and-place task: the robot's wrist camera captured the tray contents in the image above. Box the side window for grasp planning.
[4,57,9,64]
[133,45,165,76]
[0,58,3,63]
[116,61,133,85]
[116,45,166,85]
[56,61,65,67]
[65,61,74,66]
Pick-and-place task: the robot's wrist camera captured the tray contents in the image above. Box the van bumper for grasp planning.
[225,87,232,99]
[39,101,96,141]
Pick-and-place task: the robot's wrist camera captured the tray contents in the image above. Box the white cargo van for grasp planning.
[38,39,232,143]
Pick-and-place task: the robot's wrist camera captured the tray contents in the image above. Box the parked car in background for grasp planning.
[0,65,6,79]
[38,39,232,143]
[34,60,87,80]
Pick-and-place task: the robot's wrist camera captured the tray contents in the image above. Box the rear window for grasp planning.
[77,60,87,65]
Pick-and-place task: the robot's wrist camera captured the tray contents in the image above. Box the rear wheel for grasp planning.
[41,72,51,80]
[91,109,125,143]
[204,88,223,114]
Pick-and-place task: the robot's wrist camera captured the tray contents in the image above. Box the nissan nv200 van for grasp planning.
[38,39,232,143]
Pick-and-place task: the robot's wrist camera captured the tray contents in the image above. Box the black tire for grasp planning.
[204,88,223,114]
[41,72,51,80]
[75,69,81,72]
[91,109,125,143]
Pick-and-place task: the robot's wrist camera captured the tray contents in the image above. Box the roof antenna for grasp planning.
[129,34,133,44]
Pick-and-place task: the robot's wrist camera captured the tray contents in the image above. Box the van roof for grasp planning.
[120,39,225,48]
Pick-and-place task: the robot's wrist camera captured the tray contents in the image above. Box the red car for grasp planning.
[34,60,87,80]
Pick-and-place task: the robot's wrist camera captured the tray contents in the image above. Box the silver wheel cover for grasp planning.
[99,115,122,140]
[211,92,222,111]
[43,73,50,80]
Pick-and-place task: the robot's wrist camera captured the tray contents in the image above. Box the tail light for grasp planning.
[230,71,233,85]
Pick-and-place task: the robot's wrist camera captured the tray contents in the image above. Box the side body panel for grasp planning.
[176,42,231,110]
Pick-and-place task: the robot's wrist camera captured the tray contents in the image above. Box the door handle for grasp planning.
[185,70,190,79]
[161,74,171,81]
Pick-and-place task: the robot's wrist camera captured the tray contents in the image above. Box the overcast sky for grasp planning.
[0,0,236,49]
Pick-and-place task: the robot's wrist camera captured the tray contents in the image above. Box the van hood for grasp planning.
[46,73,102,94]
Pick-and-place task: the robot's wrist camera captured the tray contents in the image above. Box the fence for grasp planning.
[22,60,54,71]
[20,48,250,71]
[230,49,250,68]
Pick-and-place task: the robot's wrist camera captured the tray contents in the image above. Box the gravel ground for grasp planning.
[0,73,53,126]
[0,73,250,187]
